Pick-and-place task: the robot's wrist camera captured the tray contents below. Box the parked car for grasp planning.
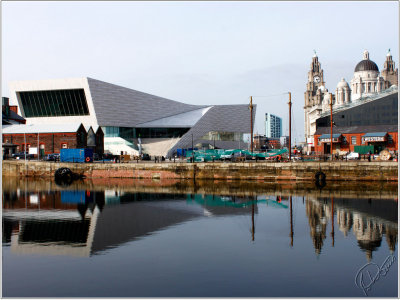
[12,152,34,159]
[141,153,151,161]
[44,153,60,161]
[346,152,359,160]
[93,153,100,161]
[220,153,232,161]
[291,156,302,161]
[102,153,117,160]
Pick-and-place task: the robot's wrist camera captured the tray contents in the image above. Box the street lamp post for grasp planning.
[330,94,333,160]
[24,132,27,161]
[191,133,194,163]
[37,132,40,161]
[288,92,292,161]
[249,96,254,153]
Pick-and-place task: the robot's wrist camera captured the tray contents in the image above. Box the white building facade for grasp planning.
[7,77,255,157]
[304,50,398,152]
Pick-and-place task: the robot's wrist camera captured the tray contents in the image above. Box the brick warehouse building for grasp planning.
[313,124,398,155]
[2,123,87,158]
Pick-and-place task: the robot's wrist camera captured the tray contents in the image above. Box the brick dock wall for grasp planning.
[2,160,398,181]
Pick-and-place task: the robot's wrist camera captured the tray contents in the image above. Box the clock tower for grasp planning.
[305,51,325,107]
[304,51,327,152]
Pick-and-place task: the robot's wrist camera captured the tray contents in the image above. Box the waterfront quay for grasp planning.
[3,160,397,181]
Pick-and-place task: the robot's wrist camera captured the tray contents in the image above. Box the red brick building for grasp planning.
[314,125,398,154]
[2,123,87,157]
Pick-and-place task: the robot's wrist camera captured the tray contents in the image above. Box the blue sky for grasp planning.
[2,1,398,143]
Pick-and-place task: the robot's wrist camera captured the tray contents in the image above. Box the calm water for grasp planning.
[2,178,398,297]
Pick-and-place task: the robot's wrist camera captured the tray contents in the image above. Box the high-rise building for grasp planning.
[265,113,282,138]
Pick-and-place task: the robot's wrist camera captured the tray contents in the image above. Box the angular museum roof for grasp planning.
[168,104,256,156]
[135,106,212,128]
[87,77,207,128]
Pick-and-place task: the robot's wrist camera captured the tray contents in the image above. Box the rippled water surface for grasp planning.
[2,178,398,297]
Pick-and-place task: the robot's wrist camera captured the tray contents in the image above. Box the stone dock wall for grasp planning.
[2,160,398,181]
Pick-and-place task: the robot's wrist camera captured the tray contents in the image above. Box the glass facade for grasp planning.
[136,128,189,138]
[102,127,189,139]
[102,127,136,139]
[19,89,89,118]
[201,131,244,142]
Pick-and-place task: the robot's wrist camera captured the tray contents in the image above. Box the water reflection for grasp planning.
[305,195,397,260]
[2,178,398,262]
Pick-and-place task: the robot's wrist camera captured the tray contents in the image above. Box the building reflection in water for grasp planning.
[3,185,398,262]
[305,195,398,261]
[3,189,265,257]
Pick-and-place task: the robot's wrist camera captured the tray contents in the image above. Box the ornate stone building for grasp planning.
[382,49,399,87]
[304,52,327,151]
[304,50,398,152]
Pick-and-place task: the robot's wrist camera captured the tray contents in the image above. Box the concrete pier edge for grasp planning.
[2,160,398,182]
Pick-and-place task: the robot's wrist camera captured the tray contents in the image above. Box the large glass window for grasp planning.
[102,127,190,139]
[201,131,244,142]
[136,128,189,138]
[18,89,89,117]
[103,126,120,137]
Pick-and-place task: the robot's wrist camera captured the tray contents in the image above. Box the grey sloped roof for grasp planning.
[167,104,256,156]
[135,107,212,128]
[87,78,205,127]
[3,110,25,122]
[315,124,398,135]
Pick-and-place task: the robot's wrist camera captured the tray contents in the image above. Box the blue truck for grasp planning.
[60,148,93,163]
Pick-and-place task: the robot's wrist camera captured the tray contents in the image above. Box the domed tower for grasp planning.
[350,50,384,101]
[381,49,398,88]
[335,78,351,105]
[322,91,332,113]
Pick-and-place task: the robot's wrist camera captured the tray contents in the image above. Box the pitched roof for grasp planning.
[2,109,25,122]
[315,124,398,135]
[363,132,387,137]
[2,123,84,134]
[319,134,341,139]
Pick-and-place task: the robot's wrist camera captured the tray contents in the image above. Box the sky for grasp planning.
[2,1,399,143]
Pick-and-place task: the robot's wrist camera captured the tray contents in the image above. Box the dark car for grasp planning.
[12,152,34,159]
[141,153,151,161]
[93,153,100,161]
[44,153,60,161]
[102,153,117,160]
